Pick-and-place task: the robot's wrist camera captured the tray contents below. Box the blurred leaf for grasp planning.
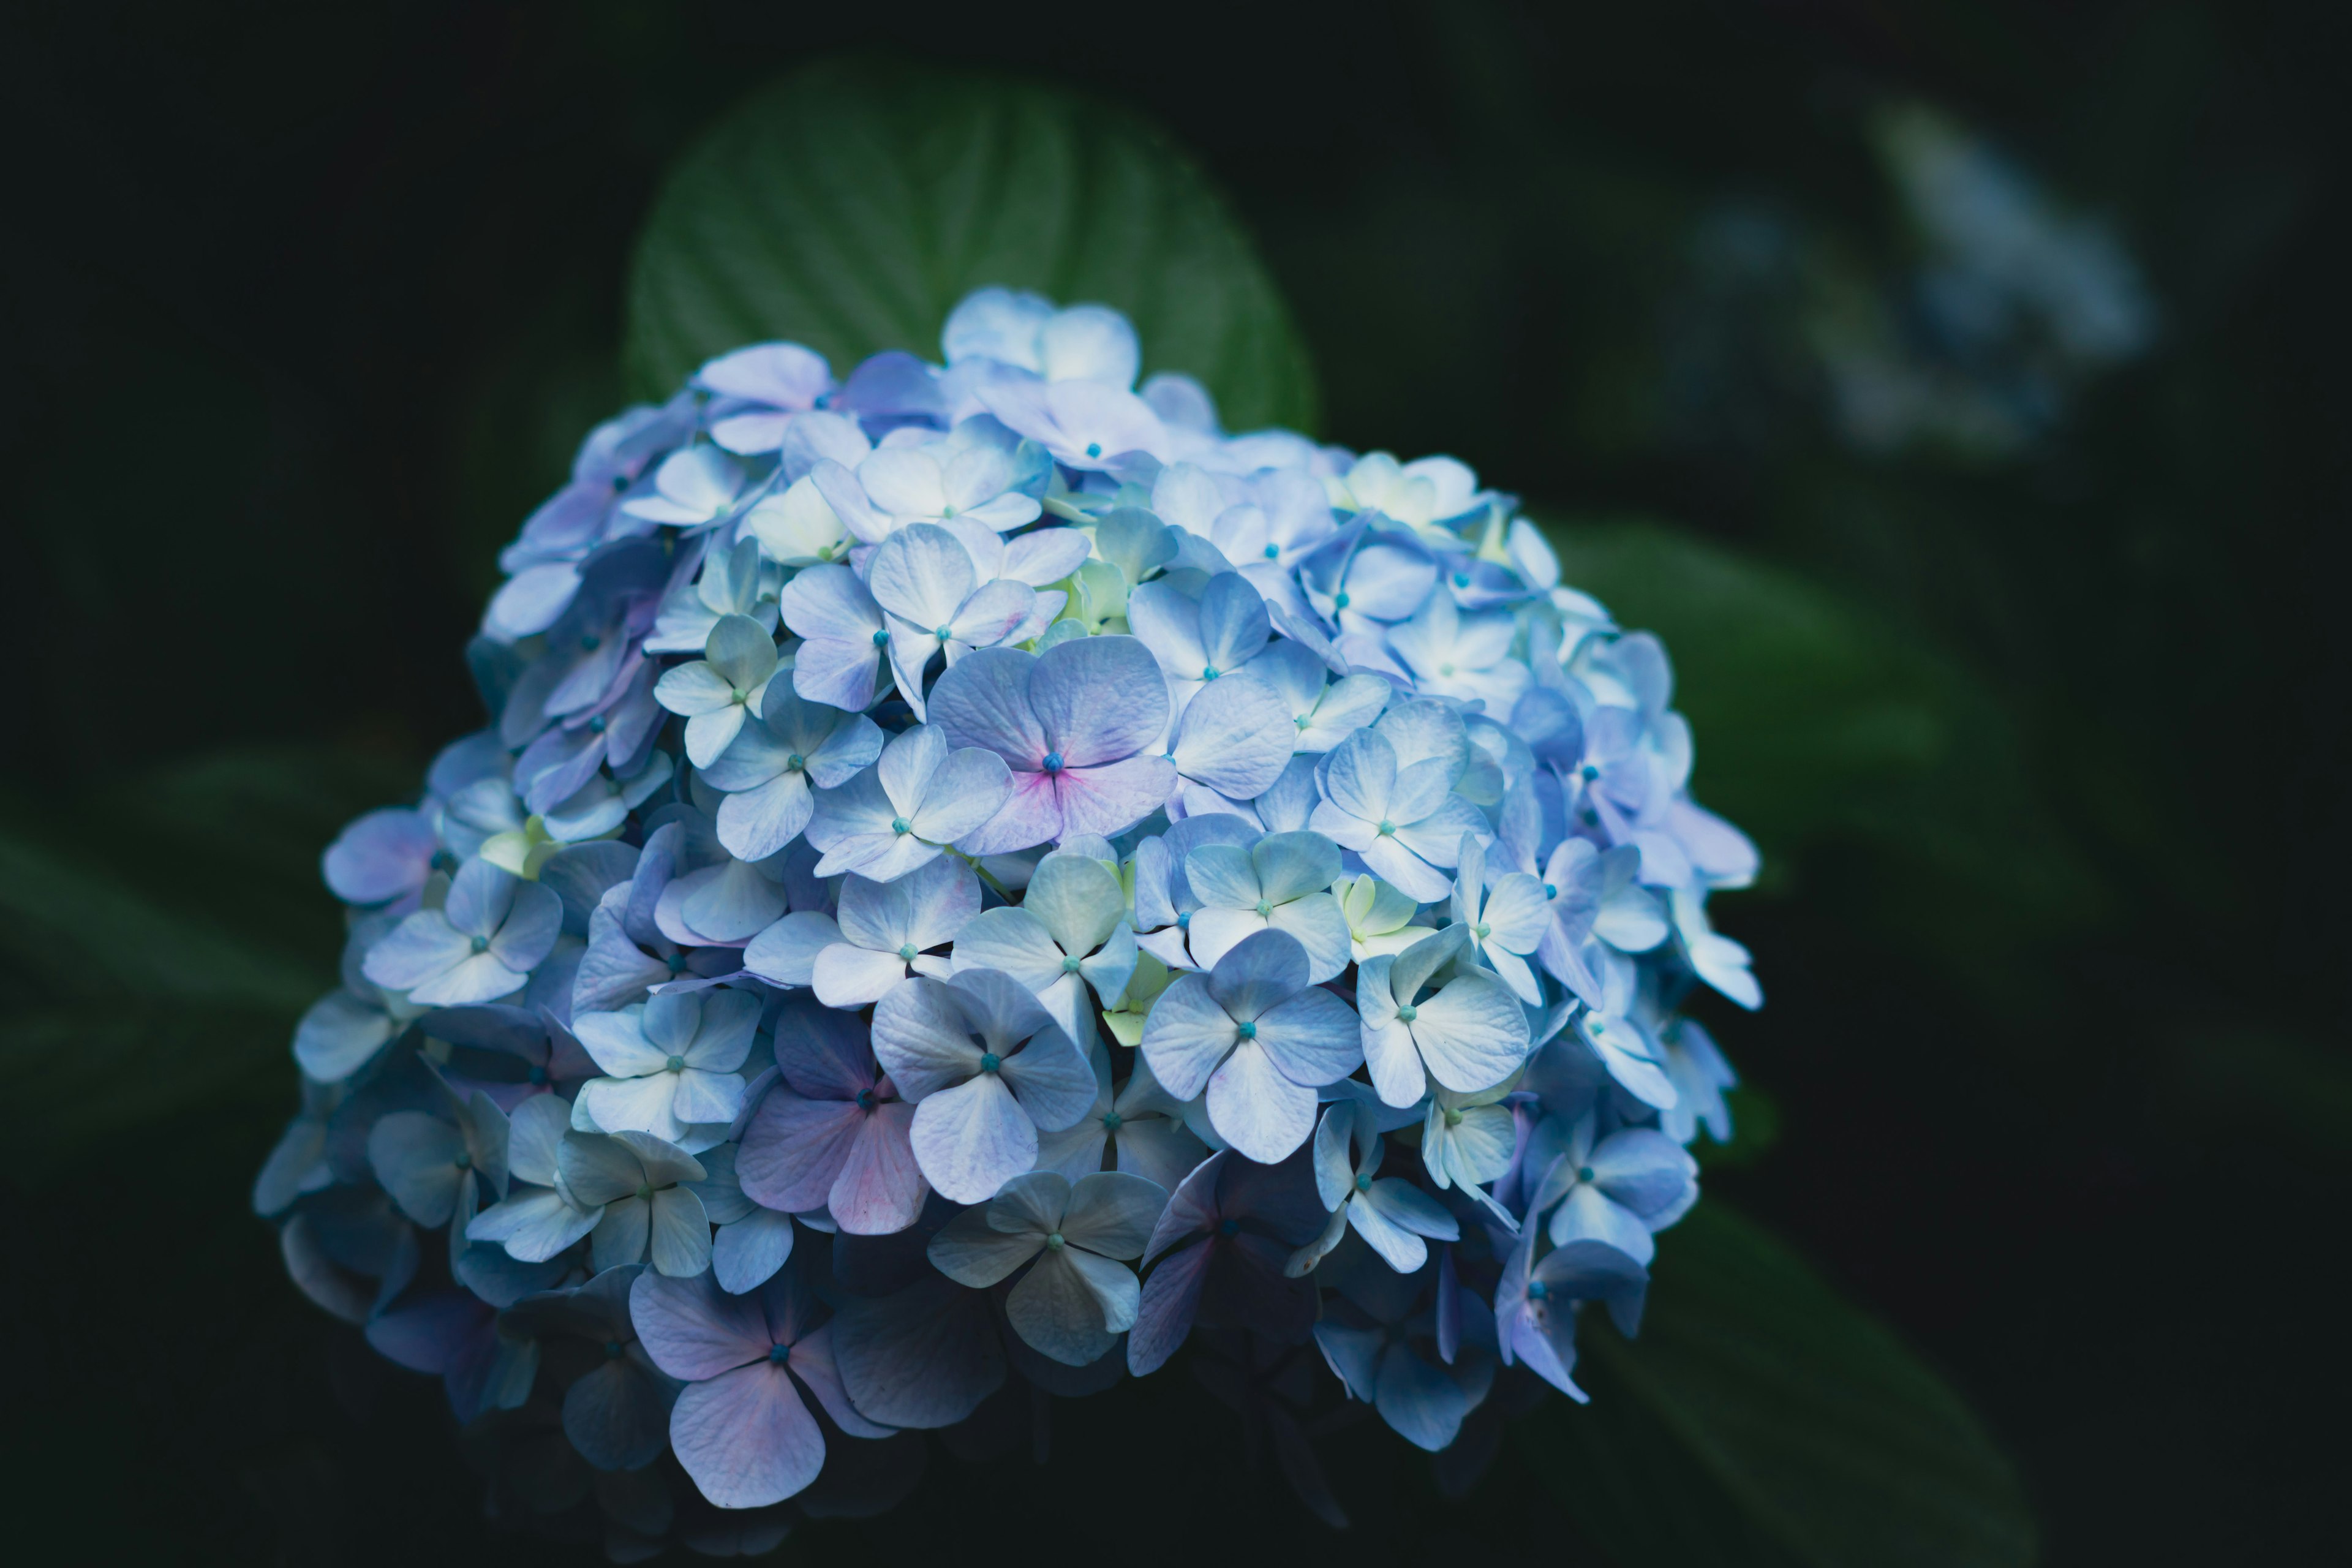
[0,745,415,1155]
[1523,1203,2037,1568]
[625,55,1319,432]
[1544,517,2101,974]
[0,832,322,1014]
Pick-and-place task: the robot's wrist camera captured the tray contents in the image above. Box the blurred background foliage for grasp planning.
[1,1,2345,1563]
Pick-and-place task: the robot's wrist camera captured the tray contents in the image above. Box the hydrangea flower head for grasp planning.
[260,287,1759,1532]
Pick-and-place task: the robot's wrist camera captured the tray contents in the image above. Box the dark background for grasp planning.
[2,1,2345,1563]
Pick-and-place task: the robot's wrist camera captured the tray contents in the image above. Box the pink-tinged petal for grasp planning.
[908,1073,1035,1204]
[1127,1237,1213,1375]
[670,1362,825,1509]
[628,1268,767,1381]
[1056,756,1178,839]
[830,1102,927,1235]
[1205,1041,1318,1163]
[1029,635,1167,766]
[738,1091,864,1212]
[952,771,1065,856]
[926,646,1046,766]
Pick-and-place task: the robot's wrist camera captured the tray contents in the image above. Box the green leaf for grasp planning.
[624,55,1319,432]
[0,745,420,1156]
[1522,1203,2037,1568]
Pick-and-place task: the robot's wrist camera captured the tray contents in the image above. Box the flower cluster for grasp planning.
[259,287,1758,1541]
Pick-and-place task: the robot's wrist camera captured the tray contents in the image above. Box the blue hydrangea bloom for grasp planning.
[260,287,1760,1534]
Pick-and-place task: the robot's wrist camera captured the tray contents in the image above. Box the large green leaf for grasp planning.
[624,55,1319,432]
[1524,1203,2037,1567]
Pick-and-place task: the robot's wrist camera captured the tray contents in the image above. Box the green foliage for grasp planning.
[625,55,1320,432]
[1527,1203,2038,1568]
[0,747,417,1160]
